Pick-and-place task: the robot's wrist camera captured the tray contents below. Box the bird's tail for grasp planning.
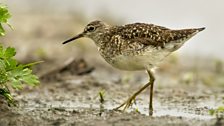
[165,27,205,51]
[197,27,206,32]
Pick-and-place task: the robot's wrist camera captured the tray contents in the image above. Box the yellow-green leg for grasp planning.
[148,70,155,115]
[114,70,155,114]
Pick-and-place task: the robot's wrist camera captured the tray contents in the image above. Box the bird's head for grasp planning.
[63,20,109,45]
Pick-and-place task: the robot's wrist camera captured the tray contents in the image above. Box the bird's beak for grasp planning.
[62,32,84,44]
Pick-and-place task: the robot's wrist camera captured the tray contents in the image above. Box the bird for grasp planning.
[62,20,205,115]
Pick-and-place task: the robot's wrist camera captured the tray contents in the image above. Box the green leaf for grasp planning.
[0,70,7,84]
[4,47,16,58]
[0,46,16,60]
[22,74,39,86]
[0,59,7,84]
[0,44,3,57]
[0,23,5,36]
[7,67,39,89]
[0,5,11,23]
[5,58,18,70]
[0,5,11,36]
[11,78,23,89]
[0,88,14,105]
[20,68,39,86]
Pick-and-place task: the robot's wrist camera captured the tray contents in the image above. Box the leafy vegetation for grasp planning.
[0,4,40,106]
[209,106,224,119]
[98,89,105,104]
[0,4,12,36]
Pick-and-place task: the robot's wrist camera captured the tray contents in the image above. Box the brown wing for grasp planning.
[117,23,204,48]
[118,23,169,47]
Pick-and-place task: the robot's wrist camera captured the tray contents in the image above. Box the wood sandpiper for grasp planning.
[62,20,205,115]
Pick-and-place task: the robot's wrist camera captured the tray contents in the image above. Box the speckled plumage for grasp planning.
[63,20,205,113]
[66,20,204,70]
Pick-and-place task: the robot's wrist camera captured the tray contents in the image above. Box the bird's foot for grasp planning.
[114,96,136,111]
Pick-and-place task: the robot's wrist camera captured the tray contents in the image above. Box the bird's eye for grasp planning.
[87,26,95,32]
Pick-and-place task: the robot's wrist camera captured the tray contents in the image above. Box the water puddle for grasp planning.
[20,98,219,120]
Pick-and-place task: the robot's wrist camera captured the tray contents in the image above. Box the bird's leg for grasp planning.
[147,70,155,115]
[114,70,155,112]
[114,82,151,110]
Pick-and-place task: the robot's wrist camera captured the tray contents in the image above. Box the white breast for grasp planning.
[105,48,171,71]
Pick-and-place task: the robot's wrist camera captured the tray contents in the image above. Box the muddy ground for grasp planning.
[0,13,224,126]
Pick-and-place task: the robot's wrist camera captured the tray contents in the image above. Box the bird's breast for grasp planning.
[99,46,171,71]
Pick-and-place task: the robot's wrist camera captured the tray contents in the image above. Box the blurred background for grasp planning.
[1,0,224,61]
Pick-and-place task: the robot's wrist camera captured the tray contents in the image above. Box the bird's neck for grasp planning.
[91,28,111,47]
[91,33,105,47]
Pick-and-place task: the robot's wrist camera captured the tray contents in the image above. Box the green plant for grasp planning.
[209,106,224,119]
[0,4,40,106]
[209,97,224,119]
[98,89,105,104]
[0,4,12,36]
